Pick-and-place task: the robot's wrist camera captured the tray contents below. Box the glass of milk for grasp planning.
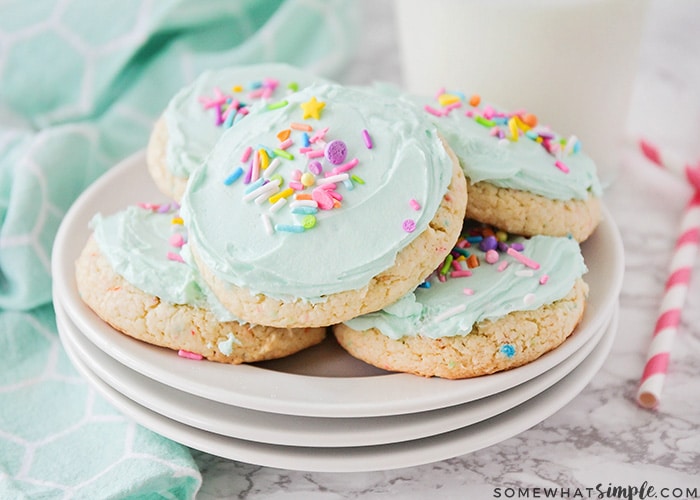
[394,0,649,180]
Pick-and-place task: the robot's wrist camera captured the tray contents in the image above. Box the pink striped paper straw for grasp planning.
[636,190,700,409]
[639,138,700,190]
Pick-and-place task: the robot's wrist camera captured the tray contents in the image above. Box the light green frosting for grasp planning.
[411,91,603,201]
[181,83,454,301]
[164,63,331,178]
[90,205,239,322]
[344,233,587,339]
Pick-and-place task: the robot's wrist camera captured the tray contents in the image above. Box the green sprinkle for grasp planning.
[440,254,454,275]
[350,174,365,185]
[273,148,294,160]
[301,215,317,229]
[267,100,288,110]
[475,116,495,127]
[288,81,299,91]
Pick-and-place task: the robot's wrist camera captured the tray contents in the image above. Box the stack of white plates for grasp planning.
[51,153,625,473]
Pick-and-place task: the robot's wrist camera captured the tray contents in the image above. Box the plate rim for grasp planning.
[57,303,618,472]
[55,298,614,447]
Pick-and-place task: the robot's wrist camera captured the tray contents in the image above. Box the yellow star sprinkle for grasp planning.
[300,96,325,120]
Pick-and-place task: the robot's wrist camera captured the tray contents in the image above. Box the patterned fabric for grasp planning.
[0,1,357,497]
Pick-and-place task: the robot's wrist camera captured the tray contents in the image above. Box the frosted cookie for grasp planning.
[147,63,331,200]
[334,224,588,379]
[420,90,603,241]
[180,83,468,328]
[75,204,325,364]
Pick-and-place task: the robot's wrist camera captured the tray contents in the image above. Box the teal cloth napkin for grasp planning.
[0,1,357,497]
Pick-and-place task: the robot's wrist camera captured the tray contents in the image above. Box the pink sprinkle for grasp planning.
[555,160,570,173]
[444,102,462,113]
[328,190,343,201]
[539,274,550,285]
[409,198,421,211]
[299,146,313,153]
[424,105,444,117]
[434,87,446,100]
[278,138,293,150]
[463,288,474,295]
[312,187,335,210]
[485,249,499,264]
[497,260,509,272]
[240,146,253,163]
[310,127,329,143]
[248,88,265,99]
[362,129,373,149]
[332,158,359,174]
[238,107,249,116]
[289,181,304,190]
[507,247,541,270]
[438,274,447,282]
[306,149,325,159]
[167,251,184,263]
[465,110,475,118]
[403,219,416,233]
[169,233,185,248]
[452,259,463,270]
[178,349,203,360]
[451,270,473,278]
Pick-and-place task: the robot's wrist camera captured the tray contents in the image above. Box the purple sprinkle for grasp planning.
[497,242,510,252]
[479,235,498,251]
[362,129,373,149]
[324,140,348,165]
[308,160,323,175]
[511,242,525,252]
[402,219,416,233]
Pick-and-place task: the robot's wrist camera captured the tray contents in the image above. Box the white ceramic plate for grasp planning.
[53,151,625,417]
[55,298,614,447]
[58,303,617,473]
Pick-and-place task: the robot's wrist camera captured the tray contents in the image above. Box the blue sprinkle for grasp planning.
[223,167,244,185]
[275,224,305,233]
[418,281,431,289]
[244,177,265,194]
[302,132,310,147]
[343,178,354,191]
[249,80,263,89]
[291,206,318,215]
[499,344,516,358]
[466,235,483,243]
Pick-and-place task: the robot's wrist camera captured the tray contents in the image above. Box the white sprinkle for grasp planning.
[523,293,536,306]
[269,198,287,213]
[261,213,274,235]
[242,179,280,202]
[289,199,319,208]
[316,173,349,185]
[262,157,282,178]
[255,185,280,204]
[515,269,534,277]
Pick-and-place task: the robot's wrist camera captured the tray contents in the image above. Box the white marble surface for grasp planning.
[192,1,700,498]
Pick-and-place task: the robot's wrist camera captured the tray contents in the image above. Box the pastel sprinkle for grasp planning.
[475,116,495,127]
[169,233,185,248]
[451,270,472,278]
[290,199,318,208]
[223,167,245,185]
[463,288,474,295]
[440,255,454,275]
[278,138,293,150]
[500,344,516,358]
[178,350,203,360]
[362,129,373,149]
[324,140,348,165]
[243,177,265,194]
[523,293,536,306]
[424,105,444,117]
[275,224,305,233]
[555,160,570,173]
[301,214,317,229]
[276,129,291,142]
[402,219,416,233]
[290,122,312,131]
[267,99,288,110]
[306,149,325,159]
[302,132,311,147]
[497,260,509,272]
[515,270,534,277]
[333,158,359,174]
[289,181,304,190]
[485,249,499,264]
[240,146,253,163]
[312,188,335,210]
[507,247,541,270]
[317,173,349,185]
[291,206,318,215]
[261,213,274,235]
[268,188,294,204]
[350,174,365,185]
[273,148,294,160]
[269,198,287,213]
[539,274,550,285]
[263,158,282,178]
[171,216,184,225]
[166,251,184,263]
[409,198,421,211]
[308,160,323,175]
[466,254,480,268]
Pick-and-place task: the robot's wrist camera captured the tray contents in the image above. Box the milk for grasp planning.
[394,0,648,176]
